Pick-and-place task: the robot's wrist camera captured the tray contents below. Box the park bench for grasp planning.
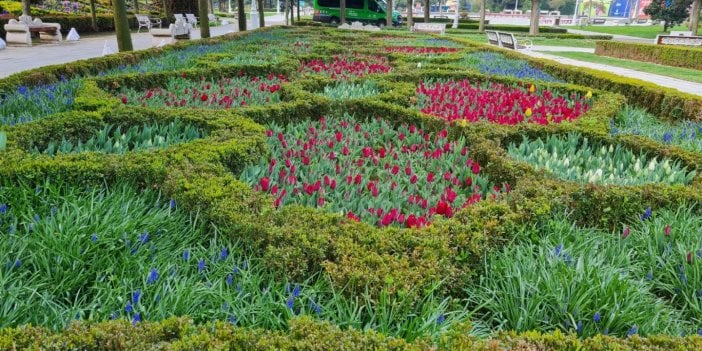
[655,35,702,46]
[497,31,532,50]
[485,30,500,46]
[339,21,380,31]
[136,14,162,33]
[150,18,191,46]
[670,31,693,36]
[207,13,219,25]
[591,18,606,24]
[185,13,198,28]
[3,15,61,46]
[411,23,446,35]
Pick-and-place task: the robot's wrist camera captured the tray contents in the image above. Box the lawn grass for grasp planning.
[448,32,597,48]
[565,25,690,39]
[540,51,702,84]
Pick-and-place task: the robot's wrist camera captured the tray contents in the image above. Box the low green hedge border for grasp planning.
[2,316,702,350]
[595,40,702,70]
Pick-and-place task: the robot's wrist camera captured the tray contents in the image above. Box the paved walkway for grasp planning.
[531,45,594,53]
[0,15,287,78]
[567,28,653,43]
[520,49,702,96]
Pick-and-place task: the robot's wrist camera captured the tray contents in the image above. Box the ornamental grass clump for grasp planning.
[299,55,392,80]
[240,115,506,228]
[319,81,380,101]
[31,120,205,155]
[507,133,697,185]
[0,78,82,126]
[612,105,702,153]
[458,52,561,82]
[117,74,286,109]
[416,79,590,125]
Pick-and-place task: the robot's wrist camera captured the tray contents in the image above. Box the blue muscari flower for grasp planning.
[35,186,41,194]
[33,214,40,222]
[28,224,34,232]
[13,259,21,268]
[51,207,57,217]
[183,250,190,261]
[292,284,301,298]
[147,268,158,284]
[698,329,702,336]
[627,325,638,336]
[132,313,141,325]
[236,282,242,292]
[576,321,583,334]
[646,271,654,281]
[198,259,206,272]
[91,233,98,242]
[169,199,176,210]
[662,132,673,143]
[132,290,141,305]
[155,294,161,303]
[437,314,446,325]
[220,247,228,261]
[554,243,563,256]
[593,312,601,323]
[310,301,322,315]
[139,231,149,244]
[8,225,14,234]
[226,273,234,286]
[125,301,133,313]
[0,204,7,214]
[228,315,236,324]
[18,86,28,96]
[110,313,117,320]
[286,296,295,310]
[222,302,228,311]
[641,207,652,221]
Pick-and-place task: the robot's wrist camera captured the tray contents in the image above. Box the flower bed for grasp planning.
[384,46,460,54]
[117,74,286,109]
[416,79,591,125]
[31,121,205,155]
[457,52,561,82]
[299,55,392,79]
[612,106,702,153]
[507,133,697,185]
[0,78,81,126]
[240,116,504,228]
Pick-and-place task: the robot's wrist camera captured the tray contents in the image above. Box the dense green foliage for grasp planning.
[596,41,702,70]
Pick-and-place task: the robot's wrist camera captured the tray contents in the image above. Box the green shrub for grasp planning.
[596,41,702,70]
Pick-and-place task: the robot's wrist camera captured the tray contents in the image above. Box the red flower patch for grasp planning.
[241,116,507,228]
[299,55,392,79]
[416,79,590,125]
[385,46,460,54]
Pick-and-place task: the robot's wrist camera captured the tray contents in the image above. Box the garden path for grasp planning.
[566,28,653,43]
[0,14,287,78]
[520,49,702,97]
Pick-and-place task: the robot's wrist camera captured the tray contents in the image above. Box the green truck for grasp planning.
[312,0,402,26]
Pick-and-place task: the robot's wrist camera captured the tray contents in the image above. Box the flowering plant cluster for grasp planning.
[416,79,591,125]
[384,46,459,54]
[0,78,81,126]
[299,55,392,79]
[117,74,286,109]
[319,81,380,101]
[458,52,561,82]
[240,116,506,228]
[31,120,204,155]
[508,133,697,185]
[612,106,702,153]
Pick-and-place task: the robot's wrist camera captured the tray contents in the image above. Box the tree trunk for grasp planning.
[478,0,485,31]
[284,0,289,24]
[133,0,139,13]
[691,0,701,35]
[297,0,300,21]
[162,0,170,18]
[21,0,31,16]
[407,0,413,28]
[529,0,539,35]
[290,1,295,24]
[423,0,429,22]
[238,0,246,30]
[258,0,265,26]
[90,0,98,31]
[386,0,393,26]
[340,0,346,24]
[113,0,133,51]
[199,0,211,37]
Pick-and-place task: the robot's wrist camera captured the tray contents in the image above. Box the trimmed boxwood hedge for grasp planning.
[595,40,702,70]
[2,25,702,348]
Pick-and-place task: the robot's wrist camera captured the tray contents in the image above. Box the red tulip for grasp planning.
[259,177,270,192]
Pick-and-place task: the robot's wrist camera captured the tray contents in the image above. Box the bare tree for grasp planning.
[529,0,540,35]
